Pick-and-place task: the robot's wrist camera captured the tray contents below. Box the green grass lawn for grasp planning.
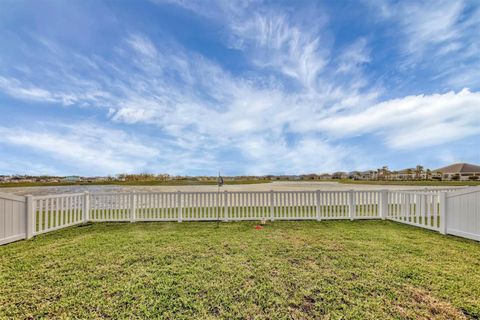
[1,221,479,319]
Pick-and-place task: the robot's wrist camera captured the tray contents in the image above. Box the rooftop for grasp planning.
[435,163,480,173]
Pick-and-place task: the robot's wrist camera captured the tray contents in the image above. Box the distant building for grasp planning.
[348,171,361,179]
[318,173,332,180]
[358,170,376,180]
[300,174,319,180]
[394,168,415,180]
[434,163,480,181]
[332,172,348,179]
[63,176,81,182]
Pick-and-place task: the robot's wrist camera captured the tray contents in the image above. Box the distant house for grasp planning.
[332,172,348,179]
[434,163,480,181]
[348,171,361,179]
[272,175,300,181]
[63,176,81,182]
[394,168,415,180]
[318,173,332,180]
[358,170,376,180]
[300,174,320,180]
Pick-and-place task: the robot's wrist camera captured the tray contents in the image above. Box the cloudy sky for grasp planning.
[0,0,479,176]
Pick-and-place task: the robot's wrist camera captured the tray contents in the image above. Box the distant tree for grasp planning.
[426,169,432,180]
[381,166,390,180]
[391,171,398,181]
[415,165,424,180]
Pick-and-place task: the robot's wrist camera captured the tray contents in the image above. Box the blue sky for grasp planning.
[0,0,479,176]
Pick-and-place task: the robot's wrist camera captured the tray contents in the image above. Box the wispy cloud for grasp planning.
[228,11,328,89]
[318,89,480,149]
[366,0,480,89]
[0,123,159,175]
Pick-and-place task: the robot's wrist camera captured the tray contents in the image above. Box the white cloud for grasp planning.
[318,88,480,149]
[229,11,328,89]
[336,38,370,74]
[0,123,159,175]
[0,76,59,103]
[400,1,464,53]
[126,33,158,59]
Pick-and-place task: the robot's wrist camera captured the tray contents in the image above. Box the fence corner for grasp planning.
[83,191,90,224]
[269,190,275,221]
[224,190,229,221]
[439,192,447,235]
[316,190,321,221]
[130,193,137,222]
[379,189,388,220]
[177,191,182,222]
[349,190,355,221]
[26,195,35,239]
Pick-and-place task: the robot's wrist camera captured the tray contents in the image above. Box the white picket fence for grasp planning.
[388,191,441,231]
[1,187,479,245]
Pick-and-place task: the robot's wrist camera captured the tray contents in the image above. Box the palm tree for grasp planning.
[381,166,390,180]
[406,168,414,180]
[426,169,432,180]
[415,165,424,180]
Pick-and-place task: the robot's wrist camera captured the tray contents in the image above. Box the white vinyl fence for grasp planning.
[387,191,441,231]
[1,187,479,245]
[444,187,480,241]
[87,190,382,222]
[0,192,28,245]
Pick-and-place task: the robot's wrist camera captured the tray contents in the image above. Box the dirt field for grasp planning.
[0,181,462,196]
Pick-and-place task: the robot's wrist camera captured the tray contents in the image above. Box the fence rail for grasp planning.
[1,187,479,245]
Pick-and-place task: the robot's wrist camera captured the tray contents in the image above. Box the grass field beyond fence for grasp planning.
[1,221,479,319]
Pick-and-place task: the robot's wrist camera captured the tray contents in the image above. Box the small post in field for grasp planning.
[83,192,90,224]
[130,193,137,222]
[177,191,182,222]
[26,195,35,239]
[439,192,447,235]
[349,190,355,221]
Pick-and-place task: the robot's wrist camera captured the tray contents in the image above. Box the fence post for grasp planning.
[83,192,90,224]
[177,191,182,222]
[269,190,274,221]
[316,190,321,221]
[349,190,355,221]
[379,190,388,220]
[26,195,35,239]
[130,193,136,222]
[439,192,447,235]
[224,191,228,221]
